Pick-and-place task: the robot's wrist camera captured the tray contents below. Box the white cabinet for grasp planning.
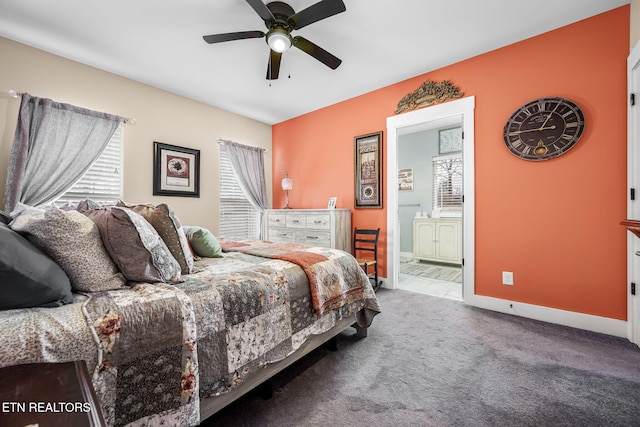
[413,218,462,264]
[265,209,351,252]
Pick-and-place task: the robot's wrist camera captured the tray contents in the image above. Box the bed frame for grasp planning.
[199,316,367,421]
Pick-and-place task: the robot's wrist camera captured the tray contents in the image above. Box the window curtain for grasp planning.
[220,139,269,239]
[4,93,122,212]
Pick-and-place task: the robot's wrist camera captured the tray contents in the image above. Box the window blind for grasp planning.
[55,123,123,205]
[219,146,259,240]
[432,154,462,214]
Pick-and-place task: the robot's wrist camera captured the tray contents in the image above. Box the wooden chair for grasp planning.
[353,228,382,292]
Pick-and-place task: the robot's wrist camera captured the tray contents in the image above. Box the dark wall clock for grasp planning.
[503,97,585,161]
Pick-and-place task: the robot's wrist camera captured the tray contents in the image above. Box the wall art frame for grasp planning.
[439,127,463,154]
[398,168,414,191]
[153,141,200,197]
[354,131,382,208]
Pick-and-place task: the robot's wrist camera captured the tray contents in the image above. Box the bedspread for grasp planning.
[220,239,372,315]
[0,245,380,427]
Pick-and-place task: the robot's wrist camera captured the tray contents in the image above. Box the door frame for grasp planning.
[386,96,475,302]
[627,41,640,346]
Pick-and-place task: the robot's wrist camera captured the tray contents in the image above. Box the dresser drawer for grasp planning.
[296,230,331,247]
[286,214,307,228]
[305,214,331,230]
[268,227,296,242]
[267,214,286,228]
[264,209,351,252]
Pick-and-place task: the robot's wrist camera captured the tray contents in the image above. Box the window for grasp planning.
[55,123,123,205]
[432,154,462,216]
[219,145,259,239]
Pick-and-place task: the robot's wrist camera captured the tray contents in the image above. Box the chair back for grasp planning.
[353,228,380,261]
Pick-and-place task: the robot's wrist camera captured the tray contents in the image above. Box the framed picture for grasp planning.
[439,127,463,154]
[354,131,382,208]
[327,197,337,209]
[153,141,200,197]
[398,168,413,191]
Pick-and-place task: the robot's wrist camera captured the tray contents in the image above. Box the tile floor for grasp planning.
[398,273,463,301]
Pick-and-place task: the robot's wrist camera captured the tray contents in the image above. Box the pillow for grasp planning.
[183,225,223,258]
[9,204,126,292]
[82,206,181,283]
[117,202,194,274]
[0,222,73,310]
[0,210,10,225]
[76,198,112,211]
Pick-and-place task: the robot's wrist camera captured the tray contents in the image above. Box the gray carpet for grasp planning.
[202,289,640,427]
[400,260,462,283]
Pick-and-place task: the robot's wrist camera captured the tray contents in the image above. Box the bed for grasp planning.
[0,214,380,427]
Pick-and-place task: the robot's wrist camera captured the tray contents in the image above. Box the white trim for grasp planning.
[386,96,475,304]
[465,293,627,338]
[626,40,640,345]
[399,251,414,260]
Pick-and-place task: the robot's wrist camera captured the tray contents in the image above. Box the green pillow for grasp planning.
[183,226,223,258]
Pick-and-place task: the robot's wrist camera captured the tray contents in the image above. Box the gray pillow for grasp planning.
[0,210,10,225]
[9,204,126,292]
[116,202,194,274]
[0,222,73,309]
[82,206,182,283]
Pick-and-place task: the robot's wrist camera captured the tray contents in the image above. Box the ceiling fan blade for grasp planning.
[267,50,282,80]
[292,36,342,70]
[246,0,275,22]
[203,31,265,44]
[290,0,346,30]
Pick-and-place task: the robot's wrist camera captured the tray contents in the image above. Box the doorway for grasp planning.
[396,121,463,300]
[626,42,640,346]
[386,96,475,304]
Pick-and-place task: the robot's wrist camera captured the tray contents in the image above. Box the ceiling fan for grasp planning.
[203,0,346,80]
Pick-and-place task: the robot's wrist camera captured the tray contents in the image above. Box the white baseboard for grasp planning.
[465,293,627,338]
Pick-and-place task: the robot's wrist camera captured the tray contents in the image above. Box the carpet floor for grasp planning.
[202,289,640,427]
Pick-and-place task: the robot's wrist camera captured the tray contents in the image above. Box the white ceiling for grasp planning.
[0,0,630,125]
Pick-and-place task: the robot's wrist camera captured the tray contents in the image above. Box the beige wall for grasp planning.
[633,0,640,47]
[0,37,272,234]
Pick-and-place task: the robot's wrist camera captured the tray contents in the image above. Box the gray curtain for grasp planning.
[5,93,122,212]
[221,140,269,239]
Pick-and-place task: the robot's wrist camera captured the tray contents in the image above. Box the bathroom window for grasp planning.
[432,154,462,216]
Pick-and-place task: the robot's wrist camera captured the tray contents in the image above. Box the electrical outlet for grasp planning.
[502,271,514,286]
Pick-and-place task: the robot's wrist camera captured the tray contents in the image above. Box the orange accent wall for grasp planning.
[273,6,630,320]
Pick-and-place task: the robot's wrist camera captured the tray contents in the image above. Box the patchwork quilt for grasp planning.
[0,243,380,427]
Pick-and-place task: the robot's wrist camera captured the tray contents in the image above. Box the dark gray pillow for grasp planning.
[0,210,10,225]
[0,222,73,310]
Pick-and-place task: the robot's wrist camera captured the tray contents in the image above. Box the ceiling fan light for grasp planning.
[267,30,292,53]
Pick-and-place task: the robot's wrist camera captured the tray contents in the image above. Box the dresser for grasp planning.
[265,209,351,252]
[413,217,462,264]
